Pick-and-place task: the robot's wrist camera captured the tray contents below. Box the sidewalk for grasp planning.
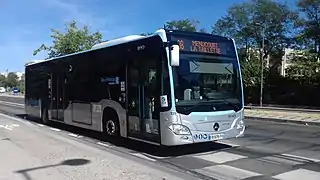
[245,108,320,126]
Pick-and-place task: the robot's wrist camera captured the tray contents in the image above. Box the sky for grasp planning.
[0,0,295,73]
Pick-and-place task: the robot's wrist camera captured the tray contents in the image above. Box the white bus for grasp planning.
[24,29,245,146]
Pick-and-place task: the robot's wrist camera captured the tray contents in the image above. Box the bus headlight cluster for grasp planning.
[236,119,244,130]
[168,124,191,135]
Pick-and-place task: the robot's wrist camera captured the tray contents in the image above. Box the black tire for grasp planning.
[103,112,120,136]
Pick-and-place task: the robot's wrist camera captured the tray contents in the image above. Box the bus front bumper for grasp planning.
[161,120,245,146]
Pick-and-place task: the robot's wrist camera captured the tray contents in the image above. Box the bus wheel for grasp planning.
[103,110,119,136]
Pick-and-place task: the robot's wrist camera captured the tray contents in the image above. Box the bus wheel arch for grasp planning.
[102,107,120,136]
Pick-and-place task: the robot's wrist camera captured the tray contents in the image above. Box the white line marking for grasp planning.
[11,124,19,127]
[194,151,247,164]
[37,124,45,127]
[0,125,12,130]
[141,153,167,159]
[282,153,320,162]
[273,168,320,180]
[196,165,261,180]
[130,153,157,162]
[218,140,241,147]
[68,133,82,138]
[49,128,61,132]
[97,142,111,147]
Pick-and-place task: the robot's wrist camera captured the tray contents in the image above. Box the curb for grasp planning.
[245,116,320,127]
[244,106,320,113]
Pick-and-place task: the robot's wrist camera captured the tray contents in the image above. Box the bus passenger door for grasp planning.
[49,73,64,121]
[127,58,160,144]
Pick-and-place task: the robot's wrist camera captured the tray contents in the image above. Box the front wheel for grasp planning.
[104,118,119,136]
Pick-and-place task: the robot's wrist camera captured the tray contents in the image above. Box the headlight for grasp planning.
[168,124,191,135]
[236,119,244,129]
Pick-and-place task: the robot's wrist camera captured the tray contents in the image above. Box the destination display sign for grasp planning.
[170,35,236,56]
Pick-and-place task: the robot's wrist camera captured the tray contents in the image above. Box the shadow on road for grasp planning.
[14,113,232,158]
[14,158,90,180]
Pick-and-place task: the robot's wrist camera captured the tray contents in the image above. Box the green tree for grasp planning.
[212,0,297,92]
[18,73,25,93]
[33,20,103,59]
[6,72,18,88]
[165,19,206,32]
[212,0,297,58]
[295,0,320,57]
[286,51,320,81]
[0,74,6,87]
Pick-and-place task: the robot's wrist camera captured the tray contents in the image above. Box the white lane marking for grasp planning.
[141,153,167,159]
[281,153,320,163]
[49,128,61,132]
[194,151,247,164]
[196,165,261,180]
[218,140,241,147]
[11,124,19,127]
[0,124,12,130]
[37,124,45,127]
[130,153,157,162]
[273,169,320,180]
[97,142,111,147]
[68,133,82,138]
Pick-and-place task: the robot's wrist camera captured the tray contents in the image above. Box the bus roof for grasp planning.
[25,30,166,67]
[26,29,233,67]
[166,29,233,41]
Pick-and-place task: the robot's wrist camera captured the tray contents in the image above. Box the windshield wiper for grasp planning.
[184,101,213,112]
[184,99,239,113]
[221,99,240,110]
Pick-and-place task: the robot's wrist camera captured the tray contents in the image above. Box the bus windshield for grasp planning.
[172,53,242,114]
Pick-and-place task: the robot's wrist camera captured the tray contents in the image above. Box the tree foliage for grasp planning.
[165,19,206,32]
[212,0,297,57]
[286,51,320,80]
[6,72,18,88]
[18,74,25,93]
[0,74,6,87]
[295,0,320,56]
[33,20,103,59]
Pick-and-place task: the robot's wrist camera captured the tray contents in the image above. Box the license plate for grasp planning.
[210,134,224,141]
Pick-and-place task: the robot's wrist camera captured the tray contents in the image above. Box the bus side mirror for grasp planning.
[170,45,180,66]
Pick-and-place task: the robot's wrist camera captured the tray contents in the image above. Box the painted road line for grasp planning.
[49,127,61,132]
[281,153,320,163]
[130,153,157,162]
[0,124,13,130]
[273,168,320,180]
[195,164,261,180]
[68,133,83,138]
[194,151,247,164]
[97,142,112,147]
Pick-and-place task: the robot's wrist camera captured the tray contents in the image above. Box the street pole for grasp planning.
[259,26,265,107]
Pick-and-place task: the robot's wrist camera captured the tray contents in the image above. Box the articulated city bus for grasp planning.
[24,29,245,146]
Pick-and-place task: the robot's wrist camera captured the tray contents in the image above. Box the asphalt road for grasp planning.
[0,96,320,180]
[0,109,199,180]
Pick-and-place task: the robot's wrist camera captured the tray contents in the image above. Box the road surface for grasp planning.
[0,112,199,180]
[0,96,320,180]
